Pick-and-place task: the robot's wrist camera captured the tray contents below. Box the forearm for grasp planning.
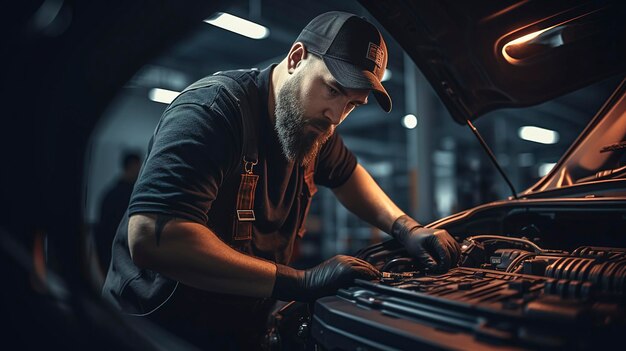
[333,163,406,233]
[128,213,276,297]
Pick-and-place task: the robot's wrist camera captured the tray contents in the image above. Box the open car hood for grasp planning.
[360,0,626,124]
[523,78,626,196]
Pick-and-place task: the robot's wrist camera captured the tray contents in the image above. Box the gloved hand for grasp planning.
[271,255,381,302]
[391,215,461,273]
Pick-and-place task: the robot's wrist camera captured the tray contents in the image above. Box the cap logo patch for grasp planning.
[366,42,384,68]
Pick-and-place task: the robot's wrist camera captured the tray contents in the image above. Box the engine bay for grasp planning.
[309,235,625,350]
[265,202,626,350]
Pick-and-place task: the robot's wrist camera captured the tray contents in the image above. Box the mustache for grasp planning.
[307,118,333,134]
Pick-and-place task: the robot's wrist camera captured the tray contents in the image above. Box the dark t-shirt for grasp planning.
[101,66,356,338]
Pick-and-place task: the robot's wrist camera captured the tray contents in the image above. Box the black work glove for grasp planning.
[391,215,461,273]
[271,255,381,302]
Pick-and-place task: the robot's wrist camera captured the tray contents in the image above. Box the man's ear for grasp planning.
[287,42,308,74]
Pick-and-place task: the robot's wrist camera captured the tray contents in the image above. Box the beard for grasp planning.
[274,74,334,166]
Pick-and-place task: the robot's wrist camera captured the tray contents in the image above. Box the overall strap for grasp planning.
[203,72,260,243]
[180,72,260,243]
[211,72,259,171]
[213,72,260,243]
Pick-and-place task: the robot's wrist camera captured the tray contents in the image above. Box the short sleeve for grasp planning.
[313,132,357,188]
[128,86,242,224]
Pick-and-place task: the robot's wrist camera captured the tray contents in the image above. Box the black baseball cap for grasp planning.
[295,11,392,112]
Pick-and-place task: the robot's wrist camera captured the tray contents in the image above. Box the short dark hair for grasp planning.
[122,151,141,169]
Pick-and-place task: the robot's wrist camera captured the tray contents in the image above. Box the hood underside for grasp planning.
[360,0,626,124]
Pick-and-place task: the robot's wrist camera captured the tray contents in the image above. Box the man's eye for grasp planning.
[328,86,339,96]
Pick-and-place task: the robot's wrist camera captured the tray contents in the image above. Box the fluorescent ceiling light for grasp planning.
[538,162,557,177]
[402,114,418,129]
[382,69,392,82]
[518,126,559,144]
[149,88,180,104]
[204,12,269,39]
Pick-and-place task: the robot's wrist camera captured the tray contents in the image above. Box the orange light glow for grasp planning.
[32,230,47,293]
[501,25,557,64]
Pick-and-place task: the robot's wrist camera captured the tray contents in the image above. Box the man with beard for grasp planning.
[102,11,461,350]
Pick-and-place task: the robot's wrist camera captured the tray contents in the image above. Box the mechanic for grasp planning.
[102,11,461,350]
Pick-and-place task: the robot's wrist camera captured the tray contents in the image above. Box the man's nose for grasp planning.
[324,105,345,125]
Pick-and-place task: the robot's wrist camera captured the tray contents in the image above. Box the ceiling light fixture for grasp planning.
[382,69,392,82]
[402,114,418,129]
[538,162,557,177]
[518,126,559,144]
[204,12,269,39]
[148,88,180,104]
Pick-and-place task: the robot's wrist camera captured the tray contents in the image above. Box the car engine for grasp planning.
[305,235,626,350]
[266,237,625,350]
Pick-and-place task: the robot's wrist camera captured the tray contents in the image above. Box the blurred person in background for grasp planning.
[95,151,142,273]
